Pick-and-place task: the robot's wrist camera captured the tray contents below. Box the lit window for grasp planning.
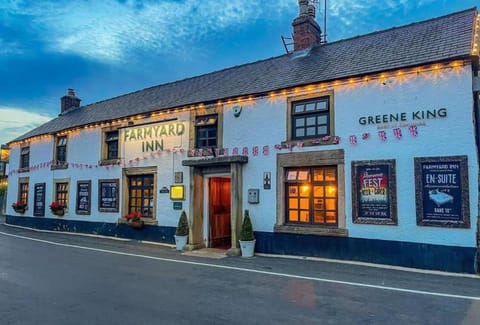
[285,166,338,226]
[18,180,29,206]
[55,182,69,208]
[292,97,330,140]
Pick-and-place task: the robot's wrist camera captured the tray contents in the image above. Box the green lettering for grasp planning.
[176,122,185,135]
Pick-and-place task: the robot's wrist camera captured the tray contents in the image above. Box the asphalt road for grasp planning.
[0,221,479,324]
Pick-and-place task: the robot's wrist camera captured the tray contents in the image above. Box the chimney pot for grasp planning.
[292,0,322,51]
[60,88,81,114]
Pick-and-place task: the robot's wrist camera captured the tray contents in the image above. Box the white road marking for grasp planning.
[1,230,479,301]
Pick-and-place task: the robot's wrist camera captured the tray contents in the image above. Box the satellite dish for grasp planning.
[233,106,242,117]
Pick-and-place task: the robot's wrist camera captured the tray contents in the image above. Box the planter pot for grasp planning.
[128,220,145,229]
[13,208,26,214]
[174,235,188,251]
[239,239,256,257]
[52,209,64,216]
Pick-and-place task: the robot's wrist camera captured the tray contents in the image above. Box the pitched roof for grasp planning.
[13,7,477,143]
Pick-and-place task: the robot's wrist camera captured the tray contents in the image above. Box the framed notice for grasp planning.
[351,160,397,225]
[414,156,469,228]
[33,183,46,217]
[98,179,119,212]
[76,180,91,215]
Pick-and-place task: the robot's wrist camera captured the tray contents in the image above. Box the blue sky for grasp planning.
[0,0,478,145]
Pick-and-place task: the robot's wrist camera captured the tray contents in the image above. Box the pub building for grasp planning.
[5,2,480,273]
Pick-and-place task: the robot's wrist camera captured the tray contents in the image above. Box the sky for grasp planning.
[0,0,478,145]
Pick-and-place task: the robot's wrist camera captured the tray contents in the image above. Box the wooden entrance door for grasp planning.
[208,177,231,248]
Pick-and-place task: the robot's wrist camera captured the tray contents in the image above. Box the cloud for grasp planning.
[0,39,23,56]
[0,106,53,145]
[0,0,296,64]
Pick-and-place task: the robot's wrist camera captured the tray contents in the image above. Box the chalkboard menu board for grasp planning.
[414,156,470,228]
[33,183,46,217]
[351,160,397,225]
[76,181,91,215]
[99,179,119,212]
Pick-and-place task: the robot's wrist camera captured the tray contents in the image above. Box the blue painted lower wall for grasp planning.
[254,231,478,274]
[5,215,176,244]
[5,215,478,274]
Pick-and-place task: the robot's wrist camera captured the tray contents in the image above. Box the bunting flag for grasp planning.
[393,128,402,139]
[409,125,418,137]
[378,130,387,141]
[362,133,370,140]
[349,135,357,145]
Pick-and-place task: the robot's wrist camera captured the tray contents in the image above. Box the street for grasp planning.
[1,222,479,324]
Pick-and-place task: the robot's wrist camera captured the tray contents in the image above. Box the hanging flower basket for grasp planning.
[125,212,144,229]
[12,201,27,214]
[49,201,65,216]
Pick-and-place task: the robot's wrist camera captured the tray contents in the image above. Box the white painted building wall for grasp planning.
[6,65,478,249]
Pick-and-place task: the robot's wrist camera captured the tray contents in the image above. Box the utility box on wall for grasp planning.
[248,189,259,204]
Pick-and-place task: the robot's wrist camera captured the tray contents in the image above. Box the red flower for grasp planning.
[125,212,142,221]
[49,201,63,210]
[12,201,26,209]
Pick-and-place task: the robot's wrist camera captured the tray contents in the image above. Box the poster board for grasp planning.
[414,156,470,228]
[76,180,91,215]
[351,160,397,225]
[98,179,119,212]
[33,183,46,217]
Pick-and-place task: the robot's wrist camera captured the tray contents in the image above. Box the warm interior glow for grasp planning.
[327,186,336,196]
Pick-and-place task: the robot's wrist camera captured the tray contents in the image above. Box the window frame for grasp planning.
[286,91,335,146]
[53,179,70,211]
[19,146,30,171]
[18,177,29,207]
[195,114,218,149]
[275,150,347,237]
[52,136,68,169]
[189,105,223,156]
[285,166,338,226]
[121,167,158,225]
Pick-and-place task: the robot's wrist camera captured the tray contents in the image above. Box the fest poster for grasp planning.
[352,160,397,225]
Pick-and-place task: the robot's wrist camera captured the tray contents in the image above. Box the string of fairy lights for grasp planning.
[8,58,472,151]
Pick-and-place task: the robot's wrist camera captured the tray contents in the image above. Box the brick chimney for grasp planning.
[60,88,81,114]
[292,0,322,51]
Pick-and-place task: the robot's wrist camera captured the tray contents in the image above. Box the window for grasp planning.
[275,150,346,236]
[55,136,68,163]
[105,130,119,160]
[195,114,218,148]
[20,146,30,170]
[128,174,154,218]
[286,167,338,226]
[292,97,330,140]
[55,181,69,209]
[18,179,29,206]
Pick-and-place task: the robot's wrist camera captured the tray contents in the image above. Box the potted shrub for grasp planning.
[125,212,144,229]
[239,210,256,257]
[49,201,65,216]
[11,201,27,214]
[174,210,189,251]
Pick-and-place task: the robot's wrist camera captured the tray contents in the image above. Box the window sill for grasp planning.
[118,217,158,226]
[282,136,340,148]
[99,159,120,166]
[274,224,348,237]
[18,167,30,173]
[51,162,68,170]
